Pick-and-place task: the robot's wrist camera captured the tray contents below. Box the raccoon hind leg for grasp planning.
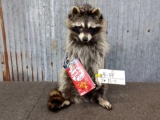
[48,89,71,111]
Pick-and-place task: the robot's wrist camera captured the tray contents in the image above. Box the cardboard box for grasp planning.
[65,58,95,96]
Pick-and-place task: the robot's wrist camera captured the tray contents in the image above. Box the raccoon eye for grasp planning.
[71,26,83,33]
[89,27,101,34]
[77,26,83,31]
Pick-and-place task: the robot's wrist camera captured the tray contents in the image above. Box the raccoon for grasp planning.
[48,4,112,111]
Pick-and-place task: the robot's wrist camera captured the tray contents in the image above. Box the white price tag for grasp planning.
[98,69,126,85]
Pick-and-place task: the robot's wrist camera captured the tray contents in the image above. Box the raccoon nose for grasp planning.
[82,37,88,42]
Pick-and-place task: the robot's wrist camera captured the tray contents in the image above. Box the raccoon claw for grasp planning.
[104,102,112,110]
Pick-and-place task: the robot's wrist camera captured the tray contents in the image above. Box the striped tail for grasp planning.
[48,89,71,111]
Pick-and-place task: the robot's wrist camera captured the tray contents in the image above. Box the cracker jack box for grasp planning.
[63,54,95,96]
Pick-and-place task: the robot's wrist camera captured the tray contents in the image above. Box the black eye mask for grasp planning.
[70,26,101,36]
[70,26,83,34]
[89,27,101,35]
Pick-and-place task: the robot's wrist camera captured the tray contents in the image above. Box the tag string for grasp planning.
[63,52,69,68]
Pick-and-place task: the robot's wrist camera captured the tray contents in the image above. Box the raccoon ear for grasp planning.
[68,6,80,19]
[92,8,103,19]
[71,6,80,15]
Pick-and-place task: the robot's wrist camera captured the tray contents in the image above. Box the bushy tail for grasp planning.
[48,89,71,111]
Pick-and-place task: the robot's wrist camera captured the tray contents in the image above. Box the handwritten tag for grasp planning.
[98,69,126,85]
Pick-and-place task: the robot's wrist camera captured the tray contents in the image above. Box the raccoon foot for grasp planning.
[98,97,112,110]
[59,100,70,108]
[48,89,71,111]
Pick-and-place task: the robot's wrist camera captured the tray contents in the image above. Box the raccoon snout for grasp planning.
[82,37,88,42]
[78,33,92,42]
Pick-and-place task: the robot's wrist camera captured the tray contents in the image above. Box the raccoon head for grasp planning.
[67,4,104,43]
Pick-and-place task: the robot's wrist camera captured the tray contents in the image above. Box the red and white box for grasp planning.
[65,58,95,96]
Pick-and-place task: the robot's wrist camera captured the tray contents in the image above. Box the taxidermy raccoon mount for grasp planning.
[48,4,112,111]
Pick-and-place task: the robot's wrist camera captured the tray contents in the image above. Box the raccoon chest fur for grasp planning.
[67,44,105,79]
